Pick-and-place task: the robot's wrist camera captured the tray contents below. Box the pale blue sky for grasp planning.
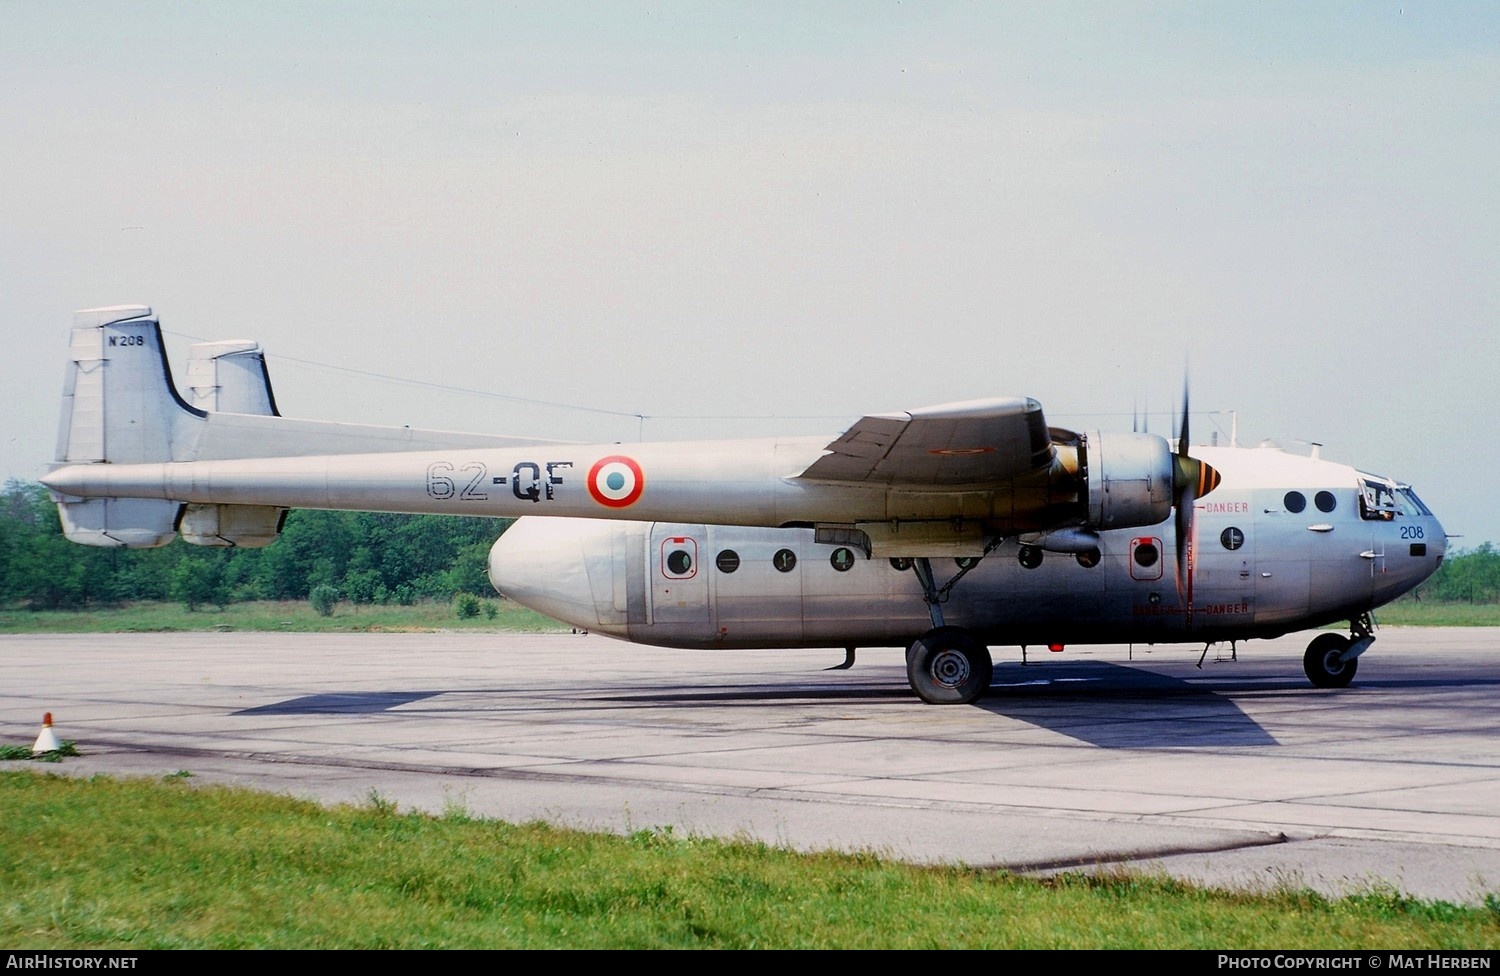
[3,2,1497,545]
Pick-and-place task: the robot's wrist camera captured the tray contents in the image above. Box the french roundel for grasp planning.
[587,455,645,508]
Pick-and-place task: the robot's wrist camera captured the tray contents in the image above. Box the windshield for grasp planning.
[1397,487,1432,517]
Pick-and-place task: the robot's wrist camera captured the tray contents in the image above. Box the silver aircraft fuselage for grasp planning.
[488,444,1445,651]
[39,305,1448,698]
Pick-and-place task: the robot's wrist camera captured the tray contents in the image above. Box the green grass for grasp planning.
[0,742,79,763]
[1,771,1495,949]
[1375,598,1500,628]
[0,599,569,634]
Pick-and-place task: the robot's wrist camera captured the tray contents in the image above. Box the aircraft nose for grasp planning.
[487,517,602,630]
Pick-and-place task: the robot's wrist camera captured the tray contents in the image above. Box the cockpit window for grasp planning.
[1359,479,1396,520]
[1357,476,1422,521]
[1398,488,1432,517]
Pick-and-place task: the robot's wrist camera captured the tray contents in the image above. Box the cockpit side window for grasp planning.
[1358,477,1400,521]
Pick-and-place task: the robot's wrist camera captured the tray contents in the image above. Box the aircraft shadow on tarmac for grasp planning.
[237,691,442,715]
[230,664,1500,750]
[976,661,1284,747]
[595,660,1291,748]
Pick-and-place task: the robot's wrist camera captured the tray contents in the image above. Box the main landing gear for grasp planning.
[1303,612,1376,689]
[903,554,997,705]
[907,626,993,704]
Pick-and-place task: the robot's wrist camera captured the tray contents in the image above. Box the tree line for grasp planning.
[1,480,511,610]
[3,478,1497,610]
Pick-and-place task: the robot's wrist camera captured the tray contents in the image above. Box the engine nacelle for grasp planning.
[1081,430,1175,531]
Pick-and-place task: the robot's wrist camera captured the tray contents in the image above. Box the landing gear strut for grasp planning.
[903,553,999,705]
[1302,613,1376,689]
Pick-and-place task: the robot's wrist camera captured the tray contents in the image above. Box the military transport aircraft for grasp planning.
[40,306,1447,704]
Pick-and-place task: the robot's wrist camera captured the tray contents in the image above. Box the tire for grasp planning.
[1304,632,1357,689]
[906,627,993,705]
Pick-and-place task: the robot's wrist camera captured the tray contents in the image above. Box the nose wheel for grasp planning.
[1303,632,1358,688]
[906,627,993,704]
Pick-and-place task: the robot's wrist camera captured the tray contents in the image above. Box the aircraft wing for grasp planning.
[793,397,1056,487]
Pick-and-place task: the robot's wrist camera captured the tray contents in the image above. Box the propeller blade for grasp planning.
[1178,381,1190,458]
[1171,377,1220,624]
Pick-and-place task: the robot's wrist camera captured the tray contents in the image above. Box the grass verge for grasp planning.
[1,771,1496,949]
[1372,599,1500,627]
[0,600,569,634]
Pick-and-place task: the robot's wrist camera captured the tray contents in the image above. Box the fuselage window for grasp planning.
[1284,491,1306,514]
[889,557,912,572]
[1133,540,1159,568]
[1018,545,1043,569]
[666,548,693,577]
[1221,527,1244,550]
[773,548,797,573]
[1075,548,1100,569]
[830,547,855,572]
[715,550,740,574]
[660,537,697,579]
[1315,491,1337,513]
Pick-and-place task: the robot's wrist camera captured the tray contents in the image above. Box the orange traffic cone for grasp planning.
[32,712,61,754]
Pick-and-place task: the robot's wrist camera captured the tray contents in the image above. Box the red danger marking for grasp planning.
[587,455,645,508]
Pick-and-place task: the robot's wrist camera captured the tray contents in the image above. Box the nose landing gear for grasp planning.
[1303,613,1376,689]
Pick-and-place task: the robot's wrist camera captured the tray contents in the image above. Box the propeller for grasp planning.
[1171,379,1221,623]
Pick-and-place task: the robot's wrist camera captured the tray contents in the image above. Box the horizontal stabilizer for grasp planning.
[54,496,180,548]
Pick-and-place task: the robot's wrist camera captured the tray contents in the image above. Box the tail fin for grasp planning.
[47,303,569,548]
[178,339,287,547]
[50,306,200,546]
[185,339,279,416]
[55,305,203,466]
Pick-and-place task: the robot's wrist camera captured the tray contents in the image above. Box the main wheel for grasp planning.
[906,627,993,705]
[1304,632,1357,689]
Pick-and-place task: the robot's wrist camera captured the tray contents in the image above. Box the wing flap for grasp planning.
[795,397,1055,487]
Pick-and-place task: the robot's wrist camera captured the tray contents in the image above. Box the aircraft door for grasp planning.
[1191,516,1256,630]
[648,523,711,628]
[708,527,805,645]
[1254,491,1314,627]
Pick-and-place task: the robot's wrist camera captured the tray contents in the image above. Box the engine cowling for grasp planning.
[1080,430,1176,531]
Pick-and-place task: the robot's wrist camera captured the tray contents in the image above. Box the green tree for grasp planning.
[1424,543,1500,603]
[2,480,514,609]
[169,552,225,612]
[309,584,339,617]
